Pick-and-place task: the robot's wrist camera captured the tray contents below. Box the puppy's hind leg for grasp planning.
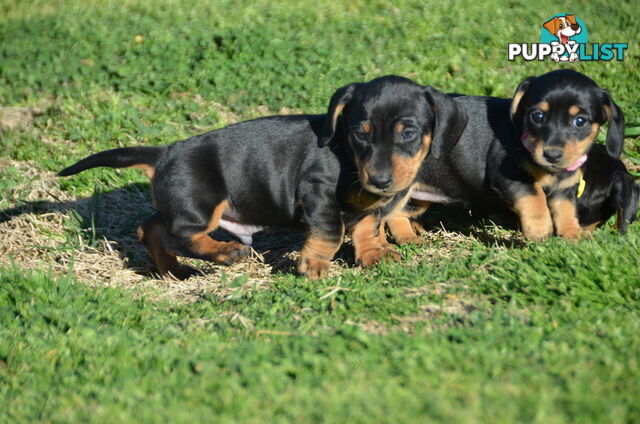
[165,200,251,266]
[137,213,197,279]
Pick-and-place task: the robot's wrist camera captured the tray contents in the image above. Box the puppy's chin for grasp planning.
[530,153,586,174]
[360,182,405,197]
[362,185,396,197]
[530,155,565,173]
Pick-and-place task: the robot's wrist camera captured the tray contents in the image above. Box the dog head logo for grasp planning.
[541,14,588,62]
[543,15,581,44]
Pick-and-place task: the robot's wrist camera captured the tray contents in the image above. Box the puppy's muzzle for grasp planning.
[368,174,393,189]
[542,148,563,164]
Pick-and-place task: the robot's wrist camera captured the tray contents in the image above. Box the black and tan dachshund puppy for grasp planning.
[384,69,625,243]
[59,76,462,279]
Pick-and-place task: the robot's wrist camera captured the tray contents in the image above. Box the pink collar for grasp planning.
[520,133,587,172]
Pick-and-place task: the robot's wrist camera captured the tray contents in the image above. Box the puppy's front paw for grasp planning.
[387,217,424,245]
[393,234,425,246]
[558,225,585,241]
[410,220,425,235]
[522,223,553,241]
[356,246,401,267]
[297,256,330,280]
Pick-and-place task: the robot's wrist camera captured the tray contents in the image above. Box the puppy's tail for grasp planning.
[58,146,166,179]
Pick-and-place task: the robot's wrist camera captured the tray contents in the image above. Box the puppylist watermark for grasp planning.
[508,14,628,62]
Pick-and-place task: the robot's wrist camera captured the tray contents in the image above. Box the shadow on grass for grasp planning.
[415,204,527,249]
[0,182,358,277]
[0,183,527,279]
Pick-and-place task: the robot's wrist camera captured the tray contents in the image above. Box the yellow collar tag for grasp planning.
[577,176,586,198]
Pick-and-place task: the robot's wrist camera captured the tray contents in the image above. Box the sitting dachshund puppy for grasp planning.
[384,69,625,244]
[59,76,461,279]
[577,144,639,234]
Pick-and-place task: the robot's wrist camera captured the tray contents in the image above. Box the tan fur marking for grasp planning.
[137,218,179,276]
[298,229,343,280]
[384,184,429,244]
[523,162,557,189]
[377,222,393,247]
[548,198,582,239]
[528,135,545,165]
[512,184,553,241]
[582,221,602,234]
[383,189,424,245]
[352,215,400,267]
[131,164,155,179]
[558,169,583,190]
[539,101,549,112]
[524,162,582,192]
[390,134,432,191]
[386,214,422,245]
[362,122,371,134]
[511,90,525,118]
[332,103,346,130]
[204,200,228,233]
[394,122,405,134]
[404,201,430,217]
[347,190,393,211]
[603,105,612,122]
[188,200,249,262]
[563,123,599,167]
[568,105,580,116]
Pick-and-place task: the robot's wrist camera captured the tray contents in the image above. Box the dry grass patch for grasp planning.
[0,159,352,302]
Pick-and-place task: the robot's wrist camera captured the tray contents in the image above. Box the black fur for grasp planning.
[577,144,639,234]
[57,146,165,176]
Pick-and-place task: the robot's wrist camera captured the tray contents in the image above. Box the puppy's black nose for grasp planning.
[369,174,393,189]
[571,24,580,31]
[543,149,563,163]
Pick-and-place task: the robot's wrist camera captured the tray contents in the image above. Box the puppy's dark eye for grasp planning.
[574,116,588,127]
[353,129,367,141]
[400,128,417,141]
[530,111,544,123]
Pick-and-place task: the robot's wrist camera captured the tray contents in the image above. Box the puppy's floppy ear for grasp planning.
[319,83,359,147]
[510,76,535,131]
[601,89,625,158]
[543,17,560,36]
[423,86,467,159]
[615,178,640,234]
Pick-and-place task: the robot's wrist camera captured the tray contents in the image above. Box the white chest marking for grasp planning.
[410,190,457,204]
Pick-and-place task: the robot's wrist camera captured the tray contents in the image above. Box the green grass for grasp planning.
[1,0,639,422]
[2,231,639,422]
